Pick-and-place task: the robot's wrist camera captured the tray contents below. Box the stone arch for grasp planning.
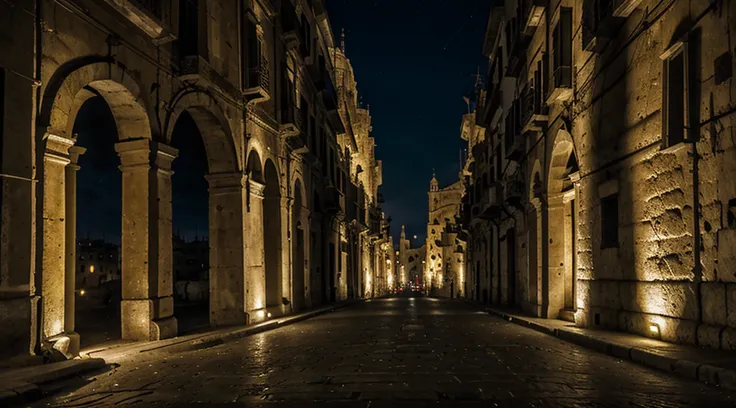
[292,177,307,311]
[166,93,247,328]
[38,60,178,354]
[547,129,577,195]
[246,149,264,183]
[40,59,154,141]
[263,159,283,308]
[165,90,240,174]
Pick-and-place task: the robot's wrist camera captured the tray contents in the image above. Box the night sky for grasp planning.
[75,0,491,245]
[326,0,491,244]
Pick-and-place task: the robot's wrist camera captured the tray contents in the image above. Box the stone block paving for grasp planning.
[30,297,736,407]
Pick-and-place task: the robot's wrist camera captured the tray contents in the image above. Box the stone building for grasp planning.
[425,173,466,297]
[462,0,736,349]
[397,225,426,288]
[0,0,389,361]
[77,239,121,289]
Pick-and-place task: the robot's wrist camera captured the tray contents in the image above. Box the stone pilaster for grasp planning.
[115,139,178,341]
[206,172,247,327]
[42,134,75,339]
[63,146,85,355]
[245,178,266,320]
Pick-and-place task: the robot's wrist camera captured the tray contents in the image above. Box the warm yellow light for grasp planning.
[267,312,272,318]
[80,289,86,296]
[89,265,95,273]
[649,324,659,334]
[386,259,391,265]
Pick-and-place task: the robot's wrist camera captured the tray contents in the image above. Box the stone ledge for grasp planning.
[459,299,736,391]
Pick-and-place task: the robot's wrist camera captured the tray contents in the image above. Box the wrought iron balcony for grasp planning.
[281,0,309,57]
[547,65,573,103]
[520,84,548,135]
[324,185,345,216]
[504,180,526,206]
[280,105,307,153]
[244,54,270,102]
[471,183,503,222]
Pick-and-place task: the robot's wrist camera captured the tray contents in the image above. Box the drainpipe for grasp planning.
[34,0,44,356]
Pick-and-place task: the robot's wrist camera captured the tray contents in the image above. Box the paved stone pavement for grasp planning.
[31,296,736,407]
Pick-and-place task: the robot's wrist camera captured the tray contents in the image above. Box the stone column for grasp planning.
[546,194,565,319]
[206,172,247,326]
[280,196,292,309]
[245,178,266,320]
[63,146,85,354]
[115,139,178,341]
[42,134,75,339]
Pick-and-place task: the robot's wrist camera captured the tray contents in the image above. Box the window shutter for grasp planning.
[582,0,596,51]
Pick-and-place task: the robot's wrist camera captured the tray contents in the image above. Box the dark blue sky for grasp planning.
[326,0,491,244]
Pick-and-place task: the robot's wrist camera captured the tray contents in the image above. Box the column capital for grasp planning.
[115,139,178,172]
[206,172,245,195]
[44,133,75,165]
[68,146,87,169]
[249,179,266,199]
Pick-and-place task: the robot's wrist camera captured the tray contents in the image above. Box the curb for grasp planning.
[148,300,360,355]
[481,306,736,391]
[0,300,360,406]
[0,358,107,406]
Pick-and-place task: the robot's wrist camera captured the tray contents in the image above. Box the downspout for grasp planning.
[34,0,44,356]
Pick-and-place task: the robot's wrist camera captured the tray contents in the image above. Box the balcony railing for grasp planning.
[324,186,345,216]
[281,0,308,57]
[548,65,573,103]
[244,54,270,100]
[521,83,547,134]
[504,180,525,206]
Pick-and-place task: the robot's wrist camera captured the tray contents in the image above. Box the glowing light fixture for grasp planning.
[89,265,95,273]
[649,323,661,337]
[267,312,272,318]
[80,289,86,296]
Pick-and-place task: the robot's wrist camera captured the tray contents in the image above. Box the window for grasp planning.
[242,14,268,91]
[662,43,688,147]
[178,0,199,58]
[601,194,619,249]
[552,8,572,89]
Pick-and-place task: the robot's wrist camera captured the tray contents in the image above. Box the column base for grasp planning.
[47,332,80,359]
[0,294,38,361]
[121,298,178,341]
[210,309,247,328]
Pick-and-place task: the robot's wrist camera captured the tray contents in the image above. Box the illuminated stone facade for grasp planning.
[0,0,389,361]
[425,174,466,297]
[463,0,736,349]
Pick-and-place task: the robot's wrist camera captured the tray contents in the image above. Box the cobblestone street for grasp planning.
[33,297,736,407]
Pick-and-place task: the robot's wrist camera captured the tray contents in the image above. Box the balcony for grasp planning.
[244,54,270,102]
[307,55,327,88]
[280,105,308,153]
[520,84,547,136]
[547,65,573,103]
[321,73,345,133]
[473,183,503,221]
[504,99,524,161]
[504,180,526,206]
[281,0,309,57]
[520,0,546,36]
[324,186,346,216]
[583,0,624,53]
[505,17,531,78]
[178,55,241,99]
